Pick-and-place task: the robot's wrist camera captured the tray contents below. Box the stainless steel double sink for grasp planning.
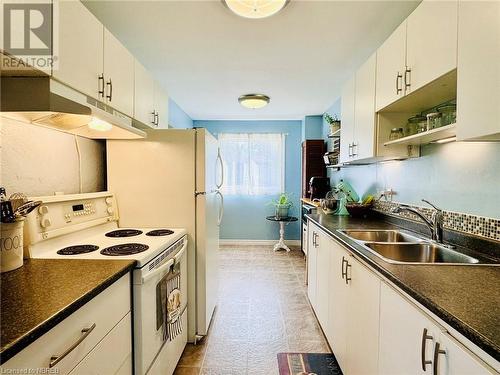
[340,229,480,265]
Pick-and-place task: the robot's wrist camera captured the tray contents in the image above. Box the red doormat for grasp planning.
[277,353,343,375]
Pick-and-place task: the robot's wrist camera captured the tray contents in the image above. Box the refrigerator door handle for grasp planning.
[216,190,224,226]
[216,149,224,189]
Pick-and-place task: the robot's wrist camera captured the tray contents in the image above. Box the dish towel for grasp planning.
[157,268,183,342]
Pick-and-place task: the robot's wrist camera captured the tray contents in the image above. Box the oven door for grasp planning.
[133,237,188,375]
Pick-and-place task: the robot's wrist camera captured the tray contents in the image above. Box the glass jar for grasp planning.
[426,112,442,130]
[389,127,404,141]
[406,115,427,136]
[437,103,456,126]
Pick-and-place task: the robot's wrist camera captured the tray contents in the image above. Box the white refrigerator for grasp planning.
[107,128,222,342]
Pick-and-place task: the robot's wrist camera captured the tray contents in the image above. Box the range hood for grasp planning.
[1,76,146,139]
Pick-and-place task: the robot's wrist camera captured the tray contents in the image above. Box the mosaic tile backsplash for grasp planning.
[373,201,500,242]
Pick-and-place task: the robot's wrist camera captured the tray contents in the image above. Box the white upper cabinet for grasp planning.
[154,83,169,129]
[53,0,103,100]
[375,21,407,111]
[103,29,134,116]
[134,61,156,127]
[456,1,500,141]
[340,77,356,163]
[376,0,458,111]
[353,53,377,161]
[406,0,458,94]
[134,61,169,129]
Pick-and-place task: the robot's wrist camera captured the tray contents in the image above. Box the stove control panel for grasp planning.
[63,202,96,221]
[25,192,118,245]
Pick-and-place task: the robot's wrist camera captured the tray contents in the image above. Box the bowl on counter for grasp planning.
[345,202,373,218]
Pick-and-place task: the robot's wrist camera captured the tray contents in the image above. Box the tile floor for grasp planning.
[174,244,331,375]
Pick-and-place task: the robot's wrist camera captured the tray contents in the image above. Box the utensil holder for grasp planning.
[1,219,24,273]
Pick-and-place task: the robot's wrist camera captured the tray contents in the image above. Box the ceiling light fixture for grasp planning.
[238,94,270,109]
[222,0,289,19]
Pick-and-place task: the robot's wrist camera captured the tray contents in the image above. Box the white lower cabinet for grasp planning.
[1,274,132,374]
[309,223,380,374]
[307,222,319,309]
[379,281,442,375]
[307,225,496,375]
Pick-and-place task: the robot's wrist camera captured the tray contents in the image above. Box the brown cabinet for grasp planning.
[301,140,326,198]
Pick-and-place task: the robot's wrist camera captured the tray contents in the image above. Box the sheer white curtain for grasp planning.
[219,133,285,195]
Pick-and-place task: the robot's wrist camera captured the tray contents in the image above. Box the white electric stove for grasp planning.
[25,191,188,375]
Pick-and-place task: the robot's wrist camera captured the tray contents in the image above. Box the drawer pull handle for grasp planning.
[421,328,433,371]
[49,323,96,368]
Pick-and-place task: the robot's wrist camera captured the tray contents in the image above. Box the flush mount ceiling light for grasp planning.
[222,0,289,19]
[238,94,270,109]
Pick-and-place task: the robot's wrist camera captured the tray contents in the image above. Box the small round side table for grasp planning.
[265,216,298,252]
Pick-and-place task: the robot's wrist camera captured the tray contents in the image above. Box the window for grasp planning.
[219,133,285,195]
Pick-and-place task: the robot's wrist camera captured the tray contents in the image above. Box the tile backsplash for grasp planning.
[374,201,500,242]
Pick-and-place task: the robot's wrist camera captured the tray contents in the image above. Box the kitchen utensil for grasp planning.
[14,200,42,218]
[1,187,15,223]
[437,103,456,126]
[389,128,405,141]
[426,112,442,130]
[334,180,359,203]
[9,192,28,211]
[406,115,427,136]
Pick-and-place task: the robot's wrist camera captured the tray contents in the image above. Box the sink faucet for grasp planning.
[392,199,444,243]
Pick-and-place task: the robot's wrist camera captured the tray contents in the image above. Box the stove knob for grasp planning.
[40,218,51,228]
[38,205,49,215]
[107,207,114,215]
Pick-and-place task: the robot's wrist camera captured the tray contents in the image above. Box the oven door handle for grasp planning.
[174,241,187,265]
[141,258,174,284]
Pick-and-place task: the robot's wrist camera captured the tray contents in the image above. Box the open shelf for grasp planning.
[327,129,341,138]
[384,123,456,146]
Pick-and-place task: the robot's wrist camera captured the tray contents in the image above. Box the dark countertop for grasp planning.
[306,213,500,362]
[0,258,136,364]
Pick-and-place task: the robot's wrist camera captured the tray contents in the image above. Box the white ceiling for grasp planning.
[83,1,419,120]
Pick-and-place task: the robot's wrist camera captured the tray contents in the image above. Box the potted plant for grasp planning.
[269,193,294,219]
[324,113,341,135]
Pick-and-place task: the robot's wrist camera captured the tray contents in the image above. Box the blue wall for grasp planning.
[302,115,324,141]
[194,120,302,240]
[168,99,193,129]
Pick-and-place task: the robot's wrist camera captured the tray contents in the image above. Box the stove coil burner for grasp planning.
[105,229,143,238]
[57,245,99,255]
[100,243,149,256]
[146,229,174,236]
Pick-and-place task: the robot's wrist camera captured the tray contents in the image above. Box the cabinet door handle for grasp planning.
[348,143,353,157]
[106,79,113,101]
[352,142,358,157]
[151,111,157,125]
[421,328,433,371]
[341,256,347,279]
[314,233,319,248]
[404,67,411,92]
[345,261,351,284]
[49,323,96,368]
[155,112,159,126]
[98,74,105,98]
[396,72,403,94]
[432,342,446,375]
[312,232,316,247]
